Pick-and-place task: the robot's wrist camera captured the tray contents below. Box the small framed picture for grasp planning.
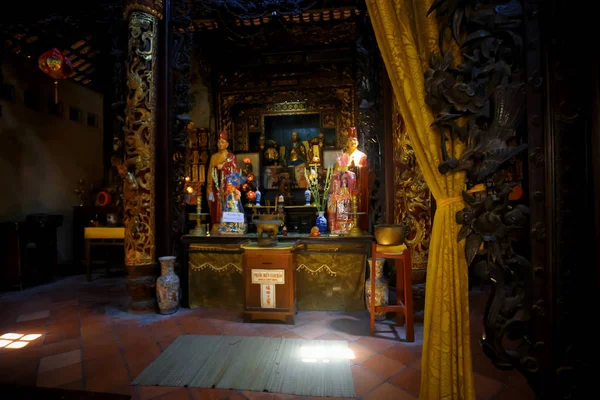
[263,166,278,189]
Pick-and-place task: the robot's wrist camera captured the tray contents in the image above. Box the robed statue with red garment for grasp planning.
[207,129,239,232]
[339,127,369,231]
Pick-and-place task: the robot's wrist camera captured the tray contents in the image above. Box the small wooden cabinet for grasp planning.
[242,242,296,324]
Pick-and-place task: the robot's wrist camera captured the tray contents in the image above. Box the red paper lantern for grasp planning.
[38,48,74,103]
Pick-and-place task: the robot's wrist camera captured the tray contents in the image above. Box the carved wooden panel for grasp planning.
[219,87,355,151]
[391,100,431,282]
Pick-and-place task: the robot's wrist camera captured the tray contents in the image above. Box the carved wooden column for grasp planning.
[122,0,163,312]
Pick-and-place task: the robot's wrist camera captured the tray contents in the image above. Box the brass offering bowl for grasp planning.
[374,224,407,246]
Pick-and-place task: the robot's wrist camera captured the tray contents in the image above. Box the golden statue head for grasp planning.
[217,129,229,151]
[291,131,299,142]
[346,127,359,153]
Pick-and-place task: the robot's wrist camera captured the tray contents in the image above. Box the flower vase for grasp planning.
[365,258,388,320]
[316,211,327,234]
[156,256,180,315]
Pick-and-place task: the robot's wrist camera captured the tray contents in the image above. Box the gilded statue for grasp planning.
[264,140,280,166]
[288,131,310,166]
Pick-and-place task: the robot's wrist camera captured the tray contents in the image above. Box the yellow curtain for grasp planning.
[366,1,475,399]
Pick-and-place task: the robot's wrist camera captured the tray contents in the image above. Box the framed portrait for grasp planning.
[323,149,341,169]
[235,152,260,187]
[263,166,278,189]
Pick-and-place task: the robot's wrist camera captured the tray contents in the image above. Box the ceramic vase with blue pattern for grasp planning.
[316,211,327,234]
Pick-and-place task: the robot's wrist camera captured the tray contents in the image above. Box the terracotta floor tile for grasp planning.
[410,358,421,370]
[36,362,82,388]
[83,342,122,361]
[272,330,303,339]
[180,319,222,336]
[351,365,384,397]
[118,332,157,347]
[128,359,152,380]
[39,349,82,373]
[219,322,262,337]
[81,323,114,337]
[241,391,294,399]
[473,371,504,400]
[47,320,80,334]
[363,382,416,400]
[151,388,194,400]
[107,384,136,396]
[43,331,81,346]
[313,332,348,341]
[138,386,184,400]
[470,348,516,384]
[13,319,49,334]
[60,379,85,390]
[228,394,246,400]
[380,343,421,367]
[254,324,292,337]
[39,338,81,358]
[82,333,119,349]
[84,353,128,377]
[158,336,179,351]
[354,336,395,353]
[347,341,376,365]
[290,324,330,340]
[1,369,37,386]
[48,315,80,328]
[16,310,50,322]
[299,397,355,400]
[389,367,421,396]
[85,369,131,393]
[123,342,161,366]
[360,353,405,379]
[188,388,236,400]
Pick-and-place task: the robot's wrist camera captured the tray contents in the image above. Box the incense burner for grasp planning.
[251,212,284,247]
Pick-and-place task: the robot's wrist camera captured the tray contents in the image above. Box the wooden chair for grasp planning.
[370,242,414,342]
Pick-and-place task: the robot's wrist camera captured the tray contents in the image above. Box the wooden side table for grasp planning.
[370,242,414,342]
[84,227,125,282]
[242,242,296,324]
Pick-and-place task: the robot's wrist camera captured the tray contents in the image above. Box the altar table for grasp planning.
[180,234,372,311]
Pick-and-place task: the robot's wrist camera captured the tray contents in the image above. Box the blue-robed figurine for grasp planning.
[218,171,247,234]
[255,185,261,206]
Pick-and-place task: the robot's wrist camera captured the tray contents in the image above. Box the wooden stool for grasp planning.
[370,242,414,342]
[84,227,124,282]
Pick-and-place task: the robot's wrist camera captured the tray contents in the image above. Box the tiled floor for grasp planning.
[0,275,534,400]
